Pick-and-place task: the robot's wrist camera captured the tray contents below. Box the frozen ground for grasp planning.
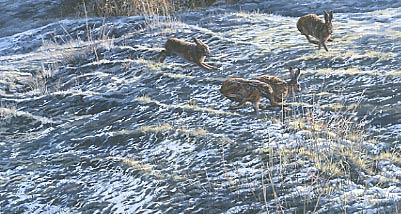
[0,0,400,213]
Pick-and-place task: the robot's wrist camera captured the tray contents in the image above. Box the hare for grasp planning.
[297,11,333,51]
[220,78,274,114]
[254,67,302,108]
[156,37,217,70]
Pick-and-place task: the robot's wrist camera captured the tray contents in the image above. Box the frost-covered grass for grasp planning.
[255,94,401,211]
[1,3,401,213]
[137,95,237,115]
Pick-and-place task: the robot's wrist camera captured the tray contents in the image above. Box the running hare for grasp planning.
[220,78,274,114]
[297,11,333,51]
[254,67,301,108]
[156,37,217,70]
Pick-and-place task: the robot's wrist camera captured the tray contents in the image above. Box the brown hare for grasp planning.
[220,78,274,114]
[254,67,302,108]
[156,37,217,70]
[297,11,333,51]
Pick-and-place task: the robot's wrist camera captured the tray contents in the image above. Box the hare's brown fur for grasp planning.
[254,67,301,108]
[220,78,274,114]
[297,11,333,51]
[221,68,301,114]
[157,37,217,70]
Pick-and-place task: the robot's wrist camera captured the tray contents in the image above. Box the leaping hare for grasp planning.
[156,37,217,70]
[254,67,301,108]
[220,67,302,114]
[220,78,274,114]
[297,11,333,51]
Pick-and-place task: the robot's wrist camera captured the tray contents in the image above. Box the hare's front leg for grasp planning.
[252,102,261,114]
[197,57,217,70]
[157,50,168,63]
[321,41,329,51]
[268,96,288,108]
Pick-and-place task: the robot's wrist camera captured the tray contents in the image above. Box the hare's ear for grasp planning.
[289,67,295,79]
[329,11,333,22]
[295,68,301,81]
[324,11,329,23]
[193,37,202,45]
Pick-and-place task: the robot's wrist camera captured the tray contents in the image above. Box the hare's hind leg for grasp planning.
[305,35,320,45]
[200,62,218,70]
[228,101,247,110]
[252,102,261,114]
[198,62,213,70]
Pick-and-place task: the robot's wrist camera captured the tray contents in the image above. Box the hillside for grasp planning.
[0,0,400,213]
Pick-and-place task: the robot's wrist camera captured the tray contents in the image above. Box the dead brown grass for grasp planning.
[75,0,236,17]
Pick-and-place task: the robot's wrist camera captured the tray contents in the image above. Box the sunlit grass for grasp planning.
[163,72,194,79]
[139,123,208,136]
[138,123,173,133]
[306,67,401,76]
[0,107,56,124]
[257,91,401,212]
[136,95,153,103]
[136,95,238,115]
[107,156,186,181]
[0,106,17,120]
[374,151,401,164]
[107,122,209,137]
[296,49,396,63]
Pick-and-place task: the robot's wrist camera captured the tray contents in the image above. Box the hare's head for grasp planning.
[287,67,302,93]
[193,37,211,56]
[323,11,333,35]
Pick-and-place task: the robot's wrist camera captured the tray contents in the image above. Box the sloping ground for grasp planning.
[0,2,401,213]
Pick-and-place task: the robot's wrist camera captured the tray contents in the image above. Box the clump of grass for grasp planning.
[86,0,174,17]
[75,0,226,17]
[136,95,237,115]
[26,66,51,96]
[285,105,375,178]
[138,123,208,136]
[258,91,401,211]
[0,104,17,120]
[139,123,173,133]
[107,156,185,181]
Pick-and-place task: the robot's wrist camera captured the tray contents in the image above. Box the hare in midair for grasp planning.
[297,11,333,51]
[220,78,274,114]
[254,67,302,108]
[156,37,217,70]
[220,67,302,114]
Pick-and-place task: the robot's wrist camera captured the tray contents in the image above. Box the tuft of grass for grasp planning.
[139,123,173,133]
[136,95,237,115]
[0,105,17,120]
[163,72,194,79]
[80,0,175,17]
[258,84,401,212]
[26,66,52,96]
[138,123,208,136]
[74,0,233,17]
[295,49,396,64]
[136,94,153,103]
[107,156,187,181]
[374,151,401,165]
